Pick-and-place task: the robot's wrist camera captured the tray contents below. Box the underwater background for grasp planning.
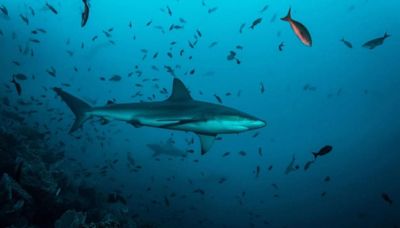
[0,0,399,227]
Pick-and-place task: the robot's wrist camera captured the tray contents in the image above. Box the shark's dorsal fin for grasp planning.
[198,133,216,155]
[167,78,192,102]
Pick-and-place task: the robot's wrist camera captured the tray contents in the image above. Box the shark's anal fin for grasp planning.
[197,133,216,155]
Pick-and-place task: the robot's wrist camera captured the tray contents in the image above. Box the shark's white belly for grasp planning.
[169,120,249,134]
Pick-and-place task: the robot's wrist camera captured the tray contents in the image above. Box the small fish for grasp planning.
[250,18,262,29]
[193,189,205,195]
[0,5,8,16]
[20,14,29,25]
[239,23,246,34]
[278,42,284,51]
[196,29,202,37]
[258,147,263,156]
[166,6,172,16]
[164,196,170,207]
[259,5,269,13]
[29,38,40,43]
[260,82,265,94]
[281,8,312,47]
[362,33,390,49]
[285,155,297,175]
[14,73,28,80]
[46,3,58,15]
[324,176,331,182]
[81,0,90,27]
[208,41,218,48]
[255,165,260,177]
[381,193,393,205]
[304,160,315,171]
[218,177,227,184]
[11,76,22,96]
[214,94,222,104]
[56,188,61,196]
[46,67,56,77]
[312,145,332,159]
[340,38,353,48]
[109,75,122,81]
[29,6,35,16]
[227,51,236,61]
[208,7,218,14]
[222,152,230,157]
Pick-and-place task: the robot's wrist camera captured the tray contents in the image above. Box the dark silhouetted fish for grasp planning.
[278,42,284,51]
[362,33,390,49]
[109,75,122,81]
[0,5,8,16]
[20,14,29,25]
[381,193,393,205]
[312,145,332,159]
[281,8,312,47]
[259,5,269,13]
[208,7,218,14]
[81,0,90,27]
[340,38,353,48]
[46,2,58,15]
[11,76,22,96]
[250,18,262,29]
[285,155,297,174]
[304,160,315,171]
[239,23,246,33]
[14,73,28,80]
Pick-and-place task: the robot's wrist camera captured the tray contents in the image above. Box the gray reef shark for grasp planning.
[53,78,266,154]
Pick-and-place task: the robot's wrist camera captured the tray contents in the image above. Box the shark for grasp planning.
[53,78,266,154]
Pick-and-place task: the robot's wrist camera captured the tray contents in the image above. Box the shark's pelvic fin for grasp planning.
[167,78,193,102]
[53,88,91,133]
[198,134,216,155]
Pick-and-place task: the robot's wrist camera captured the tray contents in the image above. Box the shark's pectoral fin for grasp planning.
[197,133,216,155]
[129,120,142,128]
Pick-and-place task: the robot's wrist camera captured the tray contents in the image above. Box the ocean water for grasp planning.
[1,0,399,227]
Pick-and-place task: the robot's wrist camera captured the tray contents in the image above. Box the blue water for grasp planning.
[1,0,399,227]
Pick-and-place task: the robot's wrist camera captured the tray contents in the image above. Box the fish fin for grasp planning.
[167,78,193,102]
[281,7,292,21]
[129,120,142,128]
[53,88,91,133]
[197,133,216,155]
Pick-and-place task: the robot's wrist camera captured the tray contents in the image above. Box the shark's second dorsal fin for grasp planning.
[167,78,192,102]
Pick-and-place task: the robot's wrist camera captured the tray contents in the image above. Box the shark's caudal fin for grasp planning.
[198,134,216,155]
[167,78,193,102]
[53,88,92,133]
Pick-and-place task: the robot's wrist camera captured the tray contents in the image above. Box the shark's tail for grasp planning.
[53,88,92,133]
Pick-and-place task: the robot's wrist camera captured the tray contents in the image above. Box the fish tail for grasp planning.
[384,32,390,38]
[312,152,318,160]
[53,87,92,133]
[281,7,292,21]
